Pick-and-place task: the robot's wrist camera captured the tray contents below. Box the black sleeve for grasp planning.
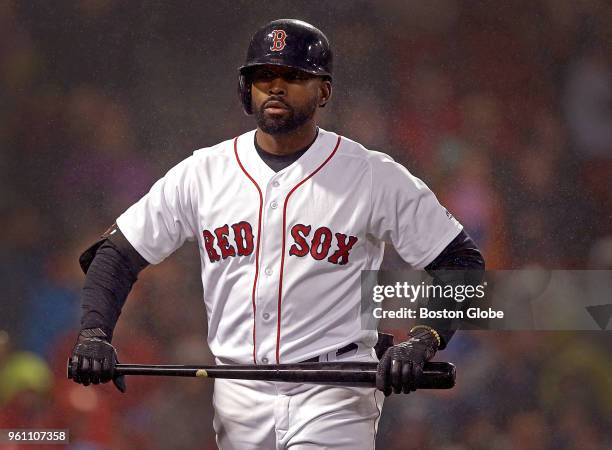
[420,229,485,349]
[79,228,149,341]
[425,230,484,271]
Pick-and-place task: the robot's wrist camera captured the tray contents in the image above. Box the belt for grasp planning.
[300,343,358,363]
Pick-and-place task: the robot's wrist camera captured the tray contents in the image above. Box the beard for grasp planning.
[254,96,318,135]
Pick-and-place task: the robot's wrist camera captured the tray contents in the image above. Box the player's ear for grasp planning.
[318,79,332,108]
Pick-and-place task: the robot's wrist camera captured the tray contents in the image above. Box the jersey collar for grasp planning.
[235,128,341,189]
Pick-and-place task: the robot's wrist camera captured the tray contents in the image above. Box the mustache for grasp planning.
[262,97,291,110]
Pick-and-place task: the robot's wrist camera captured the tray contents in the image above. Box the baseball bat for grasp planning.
[67,360,455,389]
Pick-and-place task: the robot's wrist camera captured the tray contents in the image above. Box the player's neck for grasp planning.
[256,123,318,156]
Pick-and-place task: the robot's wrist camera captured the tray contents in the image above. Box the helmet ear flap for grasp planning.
[238,73,253,115]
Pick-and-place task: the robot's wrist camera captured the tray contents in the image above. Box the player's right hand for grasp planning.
[69,328,126,393]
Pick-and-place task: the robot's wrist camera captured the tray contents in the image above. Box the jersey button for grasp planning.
[272,181,280,187]
[265,267,273,276]
[261,357,269,364]
[270,201,278,209]
[263,313,270,320]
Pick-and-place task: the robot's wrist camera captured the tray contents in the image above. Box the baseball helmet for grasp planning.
[238,19,333,115]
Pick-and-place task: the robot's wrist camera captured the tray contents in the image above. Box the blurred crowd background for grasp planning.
[1,1,611,449]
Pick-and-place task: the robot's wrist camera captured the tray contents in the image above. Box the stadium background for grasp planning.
[1,1,611,449]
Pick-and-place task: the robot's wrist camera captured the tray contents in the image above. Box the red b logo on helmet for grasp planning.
[270,30,287,52]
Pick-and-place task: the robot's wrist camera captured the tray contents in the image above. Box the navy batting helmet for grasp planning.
[238,19,333,115]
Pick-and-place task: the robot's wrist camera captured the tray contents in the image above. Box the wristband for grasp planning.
[79,328,109,340]
[409,325,441,348]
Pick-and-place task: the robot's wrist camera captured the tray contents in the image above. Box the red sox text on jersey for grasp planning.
[202,222,358,265]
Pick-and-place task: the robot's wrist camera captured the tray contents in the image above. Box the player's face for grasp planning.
[250,65,330,135]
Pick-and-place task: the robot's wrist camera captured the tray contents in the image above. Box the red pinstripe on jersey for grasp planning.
[234,137,263,364]
[276,135,342,363]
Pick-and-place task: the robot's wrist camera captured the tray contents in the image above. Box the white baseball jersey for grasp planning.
[116,128,462,365]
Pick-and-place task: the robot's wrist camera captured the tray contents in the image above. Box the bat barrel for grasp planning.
[211,361,454,389]
[420,362,456,389]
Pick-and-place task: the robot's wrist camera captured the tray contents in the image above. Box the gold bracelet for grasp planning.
[410,325,441,348]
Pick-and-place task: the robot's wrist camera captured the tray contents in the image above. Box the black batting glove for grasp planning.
[69,328,126,393]
[376,326,440,396]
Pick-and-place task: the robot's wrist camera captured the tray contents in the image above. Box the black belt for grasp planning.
[300,343,358,363]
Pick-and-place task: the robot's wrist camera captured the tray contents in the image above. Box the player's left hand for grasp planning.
[376,326,440,396]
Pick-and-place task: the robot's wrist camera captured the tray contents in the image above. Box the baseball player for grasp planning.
[69,19,484,449]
